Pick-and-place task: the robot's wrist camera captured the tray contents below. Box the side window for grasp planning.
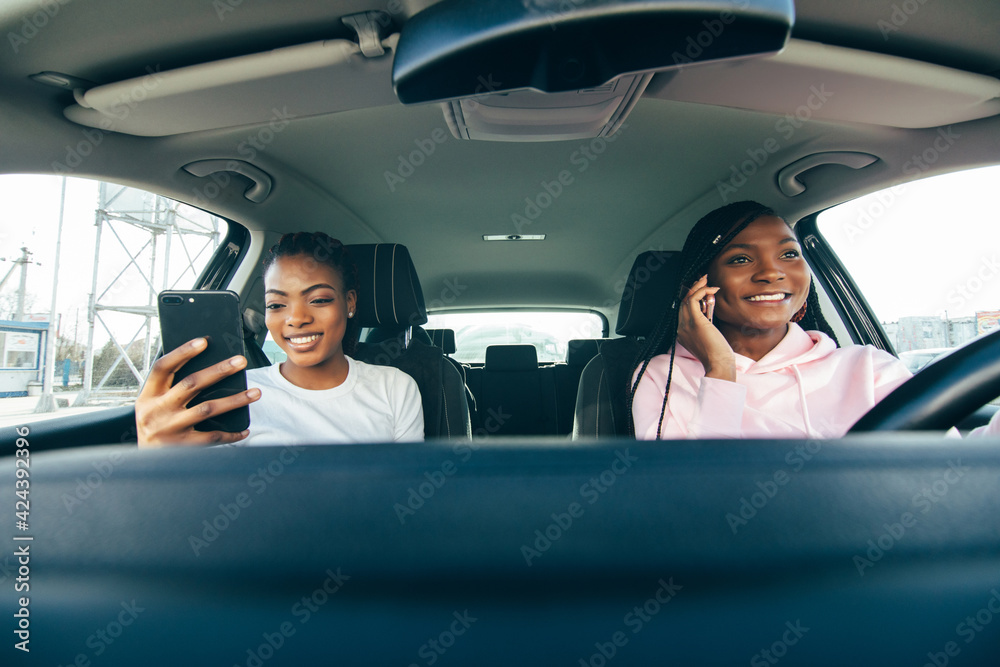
[0,175,227,426]
[262,331,287,364]
[817,165,1000,373]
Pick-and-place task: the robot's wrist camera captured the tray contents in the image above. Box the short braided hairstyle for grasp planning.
[627,201,838,438]
[262,232,360,357]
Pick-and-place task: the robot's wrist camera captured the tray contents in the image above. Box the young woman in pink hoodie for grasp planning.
[630,201,914,440]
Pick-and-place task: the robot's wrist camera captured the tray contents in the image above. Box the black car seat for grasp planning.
[425,328,478,422]
[349,243,472,439]
[478,344,559,436]
[572,250,680,438]
[552,339,603,434]
[426,328,457,360]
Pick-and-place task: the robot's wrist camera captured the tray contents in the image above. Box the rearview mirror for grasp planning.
[392,0,795,103]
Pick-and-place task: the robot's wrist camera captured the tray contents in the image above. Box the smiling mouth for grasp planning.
[744,293,791,302]
[286,333,322,345]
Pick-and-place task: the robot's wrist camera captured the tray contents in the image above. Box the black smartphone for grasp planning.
[157,290,250,433]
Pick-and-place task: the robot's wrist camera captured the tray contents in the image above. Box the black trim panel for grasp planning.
[797,213,893,352]
[5,438,1000,665]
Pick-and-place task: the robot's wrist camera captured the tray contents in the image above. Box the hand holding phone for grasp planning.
[676,275,736,382]
[135,291,259,448]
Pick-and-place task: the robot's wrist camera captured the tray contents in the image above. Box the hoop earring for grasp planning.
[790,301,807,323]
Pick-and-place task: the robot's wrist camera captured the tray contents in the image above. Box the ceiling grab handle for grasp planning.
[182,159,273,203]
[776,151,878,197]
[342,11,389,58]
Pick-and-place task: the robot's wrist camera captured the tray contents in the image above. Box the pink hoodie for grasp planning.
[632,323,914,439]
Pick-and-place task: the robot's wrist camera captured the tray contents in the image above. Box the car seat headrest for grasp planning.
[566,339,601,367]
[425,328,457,354]
[349,243,427,328]
[615,250,680,337]
[485,344,537,371]
[364,324,433,347]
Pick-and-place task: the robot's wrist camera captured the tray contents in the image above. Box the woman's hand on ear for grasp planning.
[675,275,737,382]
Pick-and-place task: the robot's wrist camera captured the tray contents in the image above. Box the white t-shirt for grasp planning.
[234,356,424,446]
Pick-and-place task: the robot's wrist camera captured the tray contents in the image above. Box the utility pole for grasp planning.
[34,177,67,413]
[0,247,39,320]
[0,249,26,292]
[72,199,102,407]
[16,247,29,321]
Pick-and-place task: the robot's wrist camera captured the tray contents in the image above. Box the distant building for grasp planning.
[895,316,949,352]
[882,321,898,346]
[950,316,978,348]
[886,315,977,353]
[0,319,47,397]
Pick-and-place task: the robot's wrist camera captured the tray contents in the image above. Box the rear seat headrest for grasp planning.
[364,324,432,347]
[566,339,600,367]
[615,250,680,337]
[426,328,457,354]
[485,345,537,371]
[348,243,427,328]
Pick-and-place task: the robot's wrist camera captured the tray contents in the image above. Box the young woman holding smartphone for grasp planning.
[135,232,423,447]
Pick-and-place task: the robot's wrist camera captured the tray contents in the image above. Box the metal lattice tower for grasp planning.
[74,182,222,406]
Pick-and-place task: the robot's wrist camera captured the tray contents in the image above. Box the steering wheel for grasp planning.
[850,327,1000,432]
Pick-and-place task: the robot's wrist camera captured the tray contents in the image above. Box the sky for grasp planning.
[1,166,999,355]
[0,175,224,350]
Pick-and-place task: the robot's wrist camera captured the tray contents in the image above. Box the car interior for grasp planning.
[2,0,1000,664]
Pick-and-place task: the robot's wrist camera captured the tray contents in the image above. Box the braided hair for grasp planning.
[262,232,360,356]
[627,201,838,438]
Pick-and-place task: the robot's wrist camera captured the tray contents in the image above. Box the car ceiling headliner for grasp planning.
[1,0,998,313]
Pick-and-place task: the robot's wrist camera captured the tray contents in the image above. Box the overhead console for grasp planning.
[439,74,652,142]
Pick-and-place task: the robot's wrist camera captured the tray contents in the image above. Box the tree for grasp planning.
[91,338,156,388]
[55,332,86,364]
[0,291,38,321]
